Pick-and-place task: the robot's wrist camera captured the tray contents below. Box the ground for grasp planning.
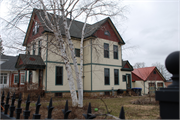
[1,94,160,119]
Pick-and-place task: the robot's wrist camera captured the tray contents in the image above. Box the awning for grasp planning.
[15,54,46,70]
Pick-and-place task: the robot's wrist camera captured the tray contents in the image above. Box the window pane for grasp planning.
[0,76,3,84]
[105,69,109,85]
[21,75,25,83]
[4,76,7,84]
[15,75,19,83]
[104,44,109,58]
[113,45,118,59]
[56,67,63,85]
[75,49,80,57]
[114,69,119,85]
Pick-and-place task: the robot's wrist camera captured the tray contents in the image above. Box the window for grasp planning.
[27,46,30,55]
[33,43,35,55]
[104,43,109,58]
[104,31,110,36]
[32,21,39,35]
[0,73,7,84]
[38,41,42,56]
[114,69,119,85]
[153,70,156,74]
[113,45,118,59]
[123,75,126,82]
[55,93,62,97]
[21,75,25,83]
[29,71,32,84]
[75,49,80,57]
[56,66,63,85]
[14,74,19,83]
[104,68,110,85]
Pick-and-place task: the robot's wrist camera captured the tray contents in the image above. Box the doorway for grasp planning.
[39,69,43,89]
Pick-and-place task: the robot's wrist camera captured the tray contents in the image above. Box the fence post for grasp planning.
[9,93,16,117]
[83,102,96,119]
[16,93,22,119]
[119,106,125,119]
[23,94,31,119]
[4,92,10,115]
[33,96,41,119]
[47,98,54,119]
[62,100,71,119]
[156,51,179,119]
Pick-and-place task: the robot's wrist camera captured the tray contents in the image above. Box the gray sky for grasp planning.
[0,0,179,67]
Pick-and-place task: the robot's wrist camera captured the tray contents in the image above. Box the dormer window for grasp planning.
[104,31,110,36]
[32,21,39,35]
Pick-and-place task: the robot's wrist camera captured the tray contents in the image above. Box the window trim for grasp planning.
[14,74,19,84]
[114,69,119,85]
[55,66,63,85]
[0,73,8,84]
[75,48,80,57]
[104,68,110,85]
[123,75,126,82]
[104,43,109,58]
[113,45,118,59]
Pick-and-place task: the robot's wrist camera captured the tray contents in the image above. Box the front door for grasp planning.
[39,69,43,88]
[127,74,131,89]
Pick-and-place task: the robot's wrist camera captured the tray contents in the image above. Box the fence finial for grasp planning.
[1,91,5,110]
[119,106,125,119]
[23,94,31,119]
[16,93,22,119]
[4,92,10,114]
[47,98,54,119]
[9,93,16,117]
[83,102,96,119]
[62,100,71,119]
[33,96,41,119]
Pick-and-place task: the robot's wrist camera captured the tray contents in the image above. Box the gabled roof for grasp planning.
[132,67,165,81]
[121,60,133,71]
[15,54,45,70]
[23,8,125,46]
[0,55,18,71]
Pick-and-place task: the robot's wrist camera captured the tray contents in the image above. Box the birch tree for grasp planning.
[1,0,127,107]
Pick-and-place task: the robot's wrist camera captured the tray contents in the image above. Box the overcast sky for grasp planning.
[0,0,179,67]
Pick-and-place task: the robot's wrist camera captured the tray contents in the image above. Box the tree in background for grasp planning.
[152,62,172,80]
[0,35,4,55]
[133,62,145,69]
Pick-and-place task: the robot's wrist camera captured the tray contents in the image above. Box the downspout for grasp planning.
[45,34,48,91]
[91,39,92,91]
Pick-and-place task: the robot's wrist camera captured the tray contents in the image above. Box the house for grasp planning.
[164,80,172,88]
[0,55,25,89]
[15,9,133,97]
[132,66,165,95]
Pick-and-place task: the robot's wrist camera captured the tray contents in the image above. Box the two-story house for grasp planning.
[15,9,133,97]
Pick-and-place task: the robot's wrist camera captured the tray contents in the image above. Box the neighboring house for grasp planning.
[15,9,133,97]
[0,55,25,89]
[132,66,165,95]
[164,80,172,88]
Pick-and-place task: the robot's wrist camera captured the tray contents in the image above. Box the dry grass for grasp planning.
[1,94,160,119]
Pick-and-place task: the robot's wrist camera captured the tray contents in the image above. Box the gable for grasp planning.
[132,72,142,81]
[25,14,44,46]
[124,63,130,68]
[93,20,120,42]
[147,68,165,81]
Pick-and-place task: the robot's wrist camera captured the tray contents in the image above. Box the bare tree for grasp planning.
[152,62,172,80]
[1,0,127,107]
[133,62,145,69]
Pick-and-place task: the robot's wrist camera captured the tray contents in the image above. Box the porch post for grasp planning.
[18,70,20,89]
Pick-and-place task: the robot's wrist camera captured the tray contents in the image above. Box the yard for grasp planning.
[1,93,160,119]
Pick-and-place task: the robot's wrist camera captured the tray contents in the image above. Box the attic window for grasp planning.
[153,71,156,74]
[32,21,39,35]
[104,31,110,36]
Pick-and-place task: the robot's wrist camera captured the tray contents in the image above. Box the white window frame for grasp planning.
[14,74,19,84]
[0,73,8,84]
[21,74,25,84]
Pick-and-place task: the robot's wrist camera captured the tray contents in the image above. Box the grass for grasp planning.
[3,95,160,119]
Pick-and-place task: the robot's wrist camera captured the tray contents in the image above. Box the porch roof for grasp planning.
[15,54,46,70]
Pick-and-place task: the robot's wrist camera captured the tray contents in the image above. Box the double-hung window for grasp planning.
[0,73,7,84]
[114,69,119,85]
[33,43,35,55]
[14,74,19,83]
[75,48,80,57]
[32,21,39,35]
[21,75,25,84]
[56,66,63,85]
[104,68,110,85]
[113,45,118,59]
[38,41,42,56]
[104,43,109,58]
[123,75,126,82]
